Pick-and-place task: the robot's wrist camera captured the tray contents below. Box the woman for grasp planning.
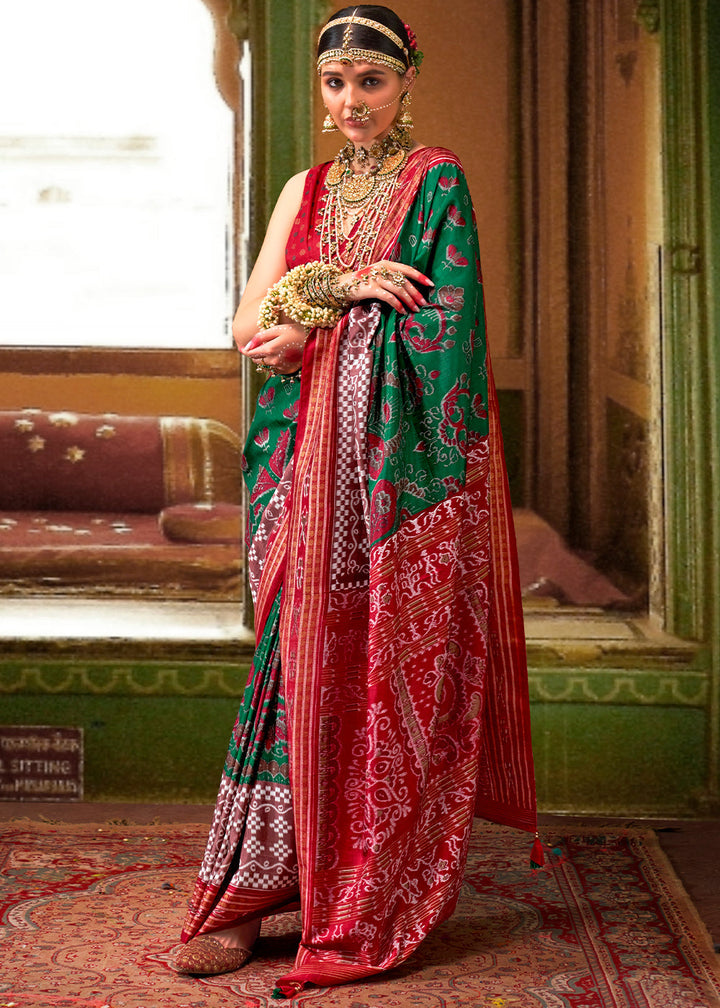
[174,5,538,998]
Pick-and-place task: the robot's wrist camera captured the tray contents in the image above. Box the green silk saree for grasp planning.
[182,147,537,997]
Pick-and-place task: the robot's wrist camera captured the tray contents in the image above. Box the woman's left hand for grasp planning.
[241,323,306,375]
[337,261,433,315]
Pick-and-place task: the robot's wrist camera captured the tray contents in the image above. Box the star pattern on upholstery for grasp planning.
[14,418,34,432]
[64,446,85,463]
[28,436,46,453]
[95,425,117,439]
[49,412,79,427]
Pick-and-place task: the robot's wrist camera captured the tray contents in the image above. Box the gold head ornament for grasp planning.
[317,10,410,76]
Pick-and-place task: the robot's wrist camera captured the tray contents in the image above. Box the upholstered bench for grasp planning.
[0,409,243,598]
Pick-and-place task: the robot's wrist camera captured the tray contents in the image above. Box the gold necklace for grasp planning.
[320,127,412,271]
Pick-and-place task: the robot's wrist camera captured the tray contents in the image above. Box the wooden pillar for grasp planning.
[659,0,720,808]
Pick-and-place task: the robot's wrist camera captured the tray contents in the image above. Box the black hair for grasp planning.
[317,5,412,72]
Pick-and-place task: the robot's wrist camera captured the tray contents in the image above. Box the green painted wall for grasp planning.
[2,694,239,804]
[531,703,706,815]
[0,643,710,814]
[0,659,251,803]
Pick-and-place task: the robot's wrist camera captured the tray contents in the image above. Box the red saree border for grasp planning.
[475,355,537,830]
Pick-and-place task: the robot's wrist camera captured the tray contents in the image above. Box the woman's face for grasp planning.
[320,61,414,147]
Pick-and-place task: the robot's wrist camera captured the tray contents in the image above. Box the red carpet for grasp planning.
[1,820,719,1007]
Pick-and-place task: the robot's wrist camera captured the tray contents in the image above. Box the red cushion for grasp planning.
[0,410,165,512]
[159,503,242,543]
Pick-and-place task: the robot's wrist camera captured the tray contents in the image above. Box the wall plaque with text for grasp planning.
[0,726,83,801]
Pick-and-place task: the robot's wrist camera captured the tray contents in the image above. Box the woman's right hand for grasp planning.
[241,323,307,375]
[338,261,434,315]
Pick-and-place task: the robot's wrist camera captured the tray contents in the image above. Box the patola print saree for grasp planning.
[181,148,537,996]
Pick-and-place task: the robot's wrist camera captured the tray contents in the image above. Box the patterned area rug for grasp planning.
[1,820,719,1008]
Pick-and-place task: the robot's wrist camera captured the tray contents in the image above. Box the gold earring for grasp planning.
[398,91,414,130]
[322,111,338,133]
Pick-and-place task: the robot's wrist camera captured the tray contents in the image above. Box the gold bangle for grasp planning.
[258,262,349,331]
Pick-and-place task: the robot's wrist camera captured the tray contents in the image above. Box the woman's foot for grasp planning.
[173,919,261,976]
[213,918,261,950]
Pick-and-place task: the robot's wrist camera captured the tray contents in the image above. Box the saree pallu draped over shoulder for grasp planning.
[181,147,537,996]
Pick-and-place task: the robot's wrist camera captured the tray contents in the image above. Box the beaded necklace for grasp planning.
[320,126,412,271]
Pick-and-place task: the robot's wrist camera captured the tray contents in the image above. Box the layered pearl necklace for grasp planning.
[320,126,412,271]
